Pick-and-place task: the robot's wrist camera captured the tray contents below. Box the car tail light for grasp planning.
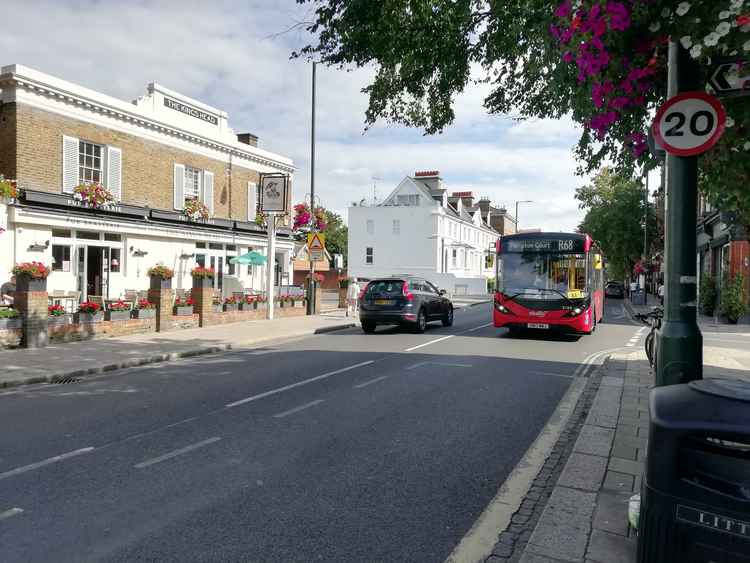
[402,281,414,301]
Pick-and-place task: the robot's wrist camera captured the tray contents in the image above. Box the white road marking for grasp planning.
[529,371,575,379]
[0,507,24,521]
[225,360,375,408]
[353,375,389,389]
[134,437,221,469]
[460,322,493,334]
[0,447,95,481]
[273,399,324,419]
[405,361,473,371]
[404,335,455,352]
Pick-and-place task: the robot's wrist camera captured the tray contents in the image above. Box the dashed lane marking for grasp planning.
[273,399,324,419]
[0,447,95,481]
[404,335,455,352]
[0,508,24,521]
[225,361,375,408]
[353,376,389,389]
[134,437,221,469]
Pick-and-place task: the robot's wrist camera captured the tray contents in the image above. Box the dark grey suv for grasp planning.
[358,277,454,333]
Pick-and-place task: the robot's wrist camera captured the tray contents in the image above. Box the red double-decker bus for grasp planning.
[493,232,604,334]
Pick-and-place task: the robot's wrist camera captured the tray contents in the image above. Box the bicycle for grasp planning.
[634,306,663,368]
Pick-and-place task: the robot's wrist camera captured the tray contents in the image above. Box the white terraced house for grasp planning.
[348,171,504,295]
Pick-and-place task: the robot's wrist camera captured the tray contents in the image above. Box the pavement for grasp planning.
[0,300,642,562]
[504,297,750,563]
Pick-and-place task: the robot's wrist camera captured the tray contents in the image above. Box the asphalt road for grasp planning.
[0,299,643,563]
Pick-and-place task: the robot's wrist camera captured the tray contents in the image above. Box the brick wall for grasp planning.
[49,318,155,342]
[14,103,259,220]
[0,102,17,180]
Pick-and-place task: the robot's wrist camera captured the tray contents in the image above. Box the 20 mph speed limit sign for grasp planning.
[651,92,726,156]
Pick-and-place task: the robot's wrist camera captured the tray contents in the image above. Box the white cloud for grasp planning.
[2,0,589,232]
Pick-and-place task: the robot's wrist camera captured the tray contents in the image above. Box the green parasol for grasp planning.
[230,251,267,265]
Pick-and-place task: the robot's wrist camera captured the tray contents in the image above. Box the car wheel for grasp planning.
[442,306,454,327]
[361,321,376,334]
[414,309,427,334]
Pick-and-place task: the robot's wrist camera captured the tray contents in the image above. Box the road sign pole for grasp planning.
[655,41,703,386]
[266,213,277,320]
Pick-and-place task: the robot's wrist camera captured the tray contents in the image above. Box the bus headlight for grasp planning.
[495,303,510,314]
[565,307,584,317]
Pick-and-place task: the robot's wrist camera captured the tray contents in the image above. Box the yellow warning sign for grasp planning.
[307,233,326,261]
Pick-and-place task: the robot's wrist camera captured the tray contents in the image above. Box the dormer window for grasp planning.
[397,194,419,206]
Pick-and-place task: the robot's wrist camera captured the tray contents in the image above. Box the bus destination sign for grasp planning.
[503,237,585,253]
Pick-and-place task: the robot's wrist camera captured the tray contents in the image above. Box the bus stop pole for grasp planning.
[654,42,702,386]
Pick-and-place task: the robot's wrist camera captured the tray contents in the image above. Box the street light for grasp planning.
[514,200,533,232]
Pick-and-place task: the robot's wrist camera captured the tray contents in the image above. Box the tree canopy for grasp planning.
[294,1,750,221]
[576,168,657,280]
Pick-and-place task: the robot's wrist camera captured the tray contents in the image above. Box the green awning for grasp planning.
[230,251,267,265]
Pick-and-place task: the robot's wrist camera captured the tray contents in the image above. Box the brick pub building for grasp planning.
[0,64,296,301]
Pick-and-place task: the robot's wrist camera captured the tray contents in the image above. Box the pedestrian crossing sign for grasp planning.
[307,233,326,261]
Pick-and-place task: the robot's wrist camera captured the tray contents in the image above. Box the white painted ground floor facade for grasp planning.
[0,198,295,301]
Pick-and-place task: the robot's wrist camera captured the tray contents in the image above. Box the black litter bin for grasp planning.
[638,379,750,563]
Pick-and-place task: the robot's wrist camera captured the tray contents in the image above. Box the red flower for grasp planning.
[737,14,750,26]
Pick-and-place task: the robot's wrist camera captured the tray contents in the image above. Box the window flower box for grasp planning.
[239,298,257,311]
[212,304,223,313]
[0,310,21,330]
[47,314,70,328]
[174,305,193,316]
[0,175,18,204]
[76,311,104,324]
[73,182,115,209]
[106,310,131,322]
[133,308,155,319]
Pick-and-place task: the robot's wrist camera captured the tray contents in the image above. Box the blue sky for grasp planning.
[2,0,592,230]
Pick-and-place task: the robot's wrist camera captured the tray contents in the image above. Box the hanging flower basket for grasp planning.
[73,183,116,209]
[0,175,18,203]
[191,267,215,288]
[183,197,210,221]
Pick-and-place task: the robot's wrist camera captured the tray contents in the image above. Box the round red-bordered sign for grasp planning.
[651,91,726,157]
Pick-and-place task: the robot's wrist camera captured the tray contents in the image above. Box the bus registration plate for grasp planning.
[527,323,549,329]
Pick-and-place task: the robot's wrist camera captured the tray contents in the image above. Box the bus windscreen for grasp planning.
[499,252,587,299]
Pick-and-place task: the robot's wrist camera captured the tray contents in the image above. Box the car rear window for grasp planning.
[366,280,404,297]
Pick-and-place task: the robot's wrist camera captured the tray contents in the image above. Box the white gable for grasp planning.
[382,177,434,207]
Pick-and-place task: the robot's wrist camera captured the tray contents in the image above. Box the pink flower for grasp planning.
[554,0,571,18]
[562,51,574,63]
[606,2,630,31]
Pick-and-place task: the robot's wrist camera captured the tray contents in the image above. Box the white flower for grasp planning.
[730,0,743,9]
[719,10,731,19]
[742,24,750,32]
[676,2,691,16]
[649,21,661,32]
[731,50,739,55]
[680,35,693,48]
[690,44,703,58]
[726,116,735,128]
[705,32,720,46]
[661,7,671,18]
[744,142,750,151]
[717,22,731,36]
[744,39,750,51]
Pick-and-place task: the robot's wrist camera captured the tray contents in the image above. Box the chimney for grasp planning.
[237,133,259,147]
[413,170,443,193]
[451,191,474,208]
[477,197,491,214]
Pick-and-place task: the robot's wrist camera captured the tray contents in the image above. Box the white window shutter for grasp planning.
[107,146,122,201]
[173,163,185,210]
[247,181,257,221]
[202,170,214,217]
[62,135,79,193]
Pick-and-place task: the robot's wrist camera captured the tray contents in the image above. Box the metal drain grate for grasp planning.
[53,376,81,384]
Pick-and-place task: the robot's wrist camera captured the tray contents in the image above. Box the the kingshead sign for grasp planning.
[163,97,218,125]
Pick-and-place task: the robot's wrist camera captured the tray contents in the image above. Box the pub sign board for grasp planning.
[260,173,290,214]
[163,97,218,125]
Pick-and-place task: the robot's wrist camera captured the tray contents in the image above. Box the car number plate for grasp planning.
[527,323,549,329]
[374,299,393,305]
